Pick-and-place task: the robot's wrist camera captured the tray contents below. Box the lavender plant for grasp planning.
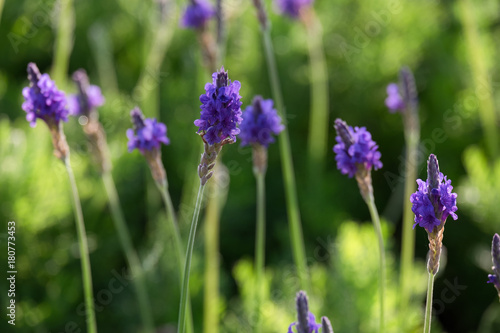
[385,67,420,328]
[487,233,500,300]
[239,95,284,331]
[178,66,242,333]
[288,291,333,333]
[70,70,154,332]
[251,0,311,292]
[22,63,97,333]
[333,118,385,332]
[411,154,458,333]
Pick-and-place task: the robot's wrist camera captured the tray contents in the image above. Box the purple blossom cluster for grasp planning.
[385,83,405,113]
[333,119,383,178]
[275,0,314,18]
[288,291,331,333]
[410,154,458,233]
[239,96,284,147]
[194,67,243,145]
[22,63,69,127]
[127,107,170,154]
[68,85,105,116]
[181,0,215,29]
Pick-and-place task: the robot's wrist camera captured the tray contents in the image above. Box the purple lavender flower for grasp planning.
[22,63,69,128]
[67,71,105,116]
[288,291,322,333]
[194,66,243,145]
[275,0,314,18]
[127,107,169,154]
[488,233,500,299]
[410,154,458,233]
[181,0,215,29]
[333,119,383,178]
[239,96,284,147]
[384,83,405,113]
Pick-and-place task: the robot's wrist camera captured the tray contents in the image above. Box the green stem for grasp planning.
[365,192,385,333]
[0,0,5,25]
[102,172,154,333]
[64,158,97,333]
[399,130,419,325]
[458,0,498,159]
[155,181,194,333]
[423,272,435,333]
[261,28,310,292]
[52,0,74,87]
[178,183,205,333]
[203,178,223,333]
[302,9,329,182]
[254,170,266,332]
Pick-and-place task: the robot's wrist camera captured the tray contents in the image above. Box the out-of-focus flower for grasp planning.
[275,0,313,19]
[239,96,284,148]
[67,70,105,116]
[181,0,215,29]
[488,233,500,300]
[22,63,69,128]
[127,107,169,154]
[288,291,323,333]
[384,83,405,113]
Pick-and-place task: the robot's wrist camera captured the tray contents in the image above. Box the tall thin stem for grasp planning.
[155,181,194,333]
[365,192,385,333]
[178,183,206,333]
[101,172,154,333]
[423,272,435,333]
[64,158,97,333]
[261,27,310,292]
[52,0,74,86]
[254,170,266,332]
[301,9,329,183]
[399,130,419,325]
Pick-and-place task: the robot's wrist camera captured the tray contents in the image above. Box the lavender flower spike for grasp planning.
[22,63,70,160]
[240,95,284,148]
[68,69,105,117]
[288,291,323,333]
[411,154,458,274]
[276,0,314,19]
[488,233,500,300]
[195,67,243,185]
[385,83,405,113]
[181,0,215,29]
[127,107,169,185]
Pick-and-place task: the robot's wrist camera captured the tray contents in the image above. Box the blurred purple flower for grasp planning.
[488,233,500,298]
[275,0,313,18]
[288,291,322,333]
[68,84,105,116]
[127,107,169,154]
[333,119,383,178]
[239,96,284,147]
[195,66,243,145]
[22,63,69,128]
[385,83,405,113]
[410,154,458,233]
[181,0,215,29]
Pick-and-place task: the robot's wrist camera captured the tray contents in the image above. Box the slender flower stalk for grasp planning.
[385,67,421,327]
[70,70,154,332]
[178,67,242,333]
[251,0,311,292]
[52,0,74,86]
[410,154,458,333]
[126,107,194,332]
[22,63,97,333]
[487,233,500,300]
[240,96,284,331]
[333,118,385,332]
[288,291,332,333]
